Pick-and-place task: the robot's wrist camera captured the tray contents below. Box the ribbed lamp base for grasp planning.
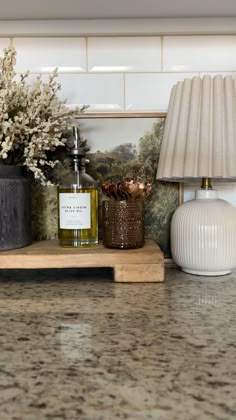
[171,189,236,276]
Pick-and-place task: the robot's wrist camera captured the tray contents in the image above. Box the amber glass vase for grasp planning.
[102,200,144,249]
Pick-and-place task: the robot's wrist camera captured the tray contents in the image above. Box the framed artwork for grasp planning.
[76,112,180,259]
[32,111,181,259]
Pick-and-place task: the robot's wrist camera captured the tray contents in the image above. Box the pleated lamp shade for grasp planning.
[157,75,236,181]
[157,75,236,276]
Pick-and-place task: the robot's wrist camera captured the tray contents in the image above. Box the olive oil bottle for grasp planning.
[58,127,98,247]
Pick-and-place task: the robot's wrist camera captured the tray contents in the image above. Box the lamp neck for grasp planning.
[196,178,217,200]
[201,177,212,190]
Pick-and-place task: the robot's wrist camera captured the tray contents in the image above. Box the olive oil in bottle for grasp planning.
[58,127,98,247]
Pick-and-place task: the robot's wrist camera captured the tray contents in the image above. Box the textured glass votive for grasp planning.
[102,200,144,249]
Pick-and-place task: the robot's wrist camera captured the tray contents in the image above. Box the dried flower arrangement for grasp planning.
[0,45,80,185]
[101,177,152,201]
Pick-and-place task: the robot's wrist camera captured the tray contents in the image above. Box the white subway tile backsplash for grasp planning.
[163,36,236,72]
[88,37,161,72]
[125,73,198,112]
[13,37,87,73]
[57,73,124,111]
[2,34,236,114]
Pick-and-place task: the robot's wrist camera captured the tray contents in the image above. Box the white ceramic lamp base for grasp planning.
[171,189,236,276]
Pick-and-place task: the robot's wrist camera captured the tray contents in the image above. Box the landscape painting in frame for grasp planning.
[78,114,179,258]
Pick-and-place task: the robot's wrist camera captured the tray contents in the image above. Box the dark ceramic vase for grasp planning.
[0,165,32,250]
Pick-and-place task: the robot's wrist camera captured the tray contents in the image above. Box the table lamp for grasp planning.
[156,75,236,276]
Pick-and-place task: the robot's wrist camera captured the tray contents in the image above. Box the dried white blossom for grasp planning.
[0,45,82,185]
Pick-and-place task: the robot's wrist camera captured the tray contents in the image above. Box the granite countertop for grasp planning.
[0,266,236,420]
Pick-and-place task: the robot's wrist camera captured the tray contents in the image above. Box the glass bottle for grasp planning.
[57,127,98,247]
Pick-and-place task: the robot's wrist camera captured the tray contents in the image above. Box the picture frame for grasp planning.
[75,112,181,259]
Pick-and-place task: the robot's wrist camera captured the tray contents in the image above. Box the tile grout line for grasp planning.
[123,72,126,111]
[85,36,88,72]
[161,35,164,73]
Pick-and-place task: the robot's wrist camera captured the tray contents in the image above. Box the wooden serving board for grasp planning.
[0,239,164,282]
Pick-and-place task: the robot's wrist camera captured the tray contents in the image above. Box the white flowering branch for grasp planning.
[0,45,81,185]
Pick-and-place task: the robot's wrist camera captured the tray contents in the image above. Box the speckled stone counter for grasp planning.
[0,266,236,420]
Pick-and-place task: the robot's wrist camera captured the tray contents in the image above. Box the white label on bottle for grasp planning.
[59,193,91,229]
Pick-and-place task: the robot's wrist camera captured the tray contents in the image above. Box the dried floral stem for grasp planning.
[102,178,152,201]
[0,45,81,185]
